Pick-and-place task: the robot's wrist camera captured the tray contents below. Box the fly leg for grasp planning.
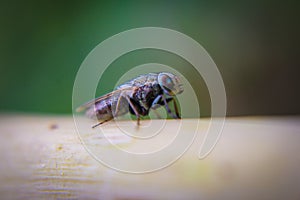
[124,96,141,126]
[171,98,181,119]
[150,95,163,119]
[161,96,178,119]
[92,119,112,128]
[150,95,179,119]
[113,92,126,118]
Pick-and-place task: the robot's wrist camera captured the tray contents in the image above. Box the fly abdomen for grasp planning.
[95,99,114,121]
[86,95,130,122]
[84,98,113,121]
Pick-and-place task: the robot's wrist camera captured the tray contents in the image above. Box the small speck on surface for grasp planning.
[56,144,63,151]
[49,123,58,130]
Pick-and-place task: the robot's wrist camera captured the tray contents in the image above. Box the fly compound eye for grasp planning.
[158,72,176,95]
[164,76,173,88]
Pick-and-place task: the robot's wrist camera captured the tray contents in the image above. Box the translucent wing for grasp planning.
[76,87,132,112]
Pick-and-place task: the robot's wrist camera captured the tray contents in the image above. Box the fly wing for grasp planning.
[76,87,132,112]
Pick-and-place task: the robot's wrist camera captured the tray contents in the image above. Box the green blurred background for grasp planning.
[0,0,299,116]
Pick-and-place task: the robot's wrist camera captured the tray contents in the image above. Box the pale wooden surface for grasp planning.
[0,114,299,200]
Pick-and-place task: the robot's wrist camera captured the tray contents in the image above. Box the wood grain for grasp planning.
[0,114,299,200]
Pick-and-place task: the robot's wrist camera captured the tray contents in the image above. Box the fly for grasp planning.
[76,72,184,128]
